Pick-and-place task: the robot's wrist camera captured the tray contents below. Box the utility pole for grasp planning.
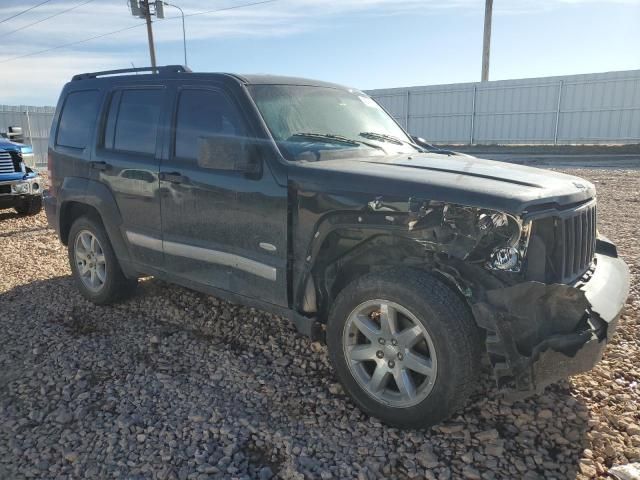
[481,0,493,82]
[141,0,157,70]
[131,0,157,69]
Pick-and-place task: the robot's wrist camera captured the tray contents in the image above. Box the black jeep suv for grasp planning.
[45,65,630,428]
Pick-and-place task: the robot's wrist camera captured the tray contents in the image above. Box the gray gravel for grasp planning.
[0,168,638,479]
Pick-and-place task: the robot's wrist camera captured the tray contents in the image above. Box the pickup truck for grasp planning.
[0,137,42,215]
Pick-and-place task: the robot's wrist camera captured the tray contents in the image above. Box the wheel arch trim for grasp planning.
[57,177,135,277]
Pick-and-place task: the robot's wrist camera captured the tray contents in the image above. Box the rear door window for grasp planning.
[104,88,163,155]
[56,90,100,149]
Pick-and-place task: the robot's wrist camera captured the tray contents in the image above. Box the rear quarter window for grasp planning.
[56,90,101,149]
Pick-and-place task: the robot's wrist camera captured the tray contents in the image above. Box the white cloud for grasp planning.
[1,52,133,105]
[0,0,638,104]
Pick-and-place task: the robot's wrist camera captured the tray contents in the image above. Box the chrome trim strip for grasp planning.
[164,241,277,281]
[125,231,277,281]
[125,231,163,252]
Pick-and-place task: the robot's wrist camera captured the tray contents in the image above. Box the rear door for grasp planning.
[50,88,102,192]
[91,85,168,268]
[159,84,289,306]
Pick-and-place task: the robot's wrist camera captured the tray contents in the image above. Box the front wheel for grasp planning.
[327,268,481,428]
[14,196,42,215]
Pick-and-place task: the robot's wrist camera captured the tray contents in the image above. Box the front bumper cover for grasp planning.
[472,237,630,396]
[0,174,42,209]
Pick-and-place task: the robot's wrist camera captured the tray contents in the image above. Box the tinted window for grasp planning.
[107,89,163,155]
[175,89,245,161]
[56,90,100,149]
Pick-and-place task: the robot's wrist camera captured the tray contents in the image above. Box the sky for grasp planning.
[0,0,639,105]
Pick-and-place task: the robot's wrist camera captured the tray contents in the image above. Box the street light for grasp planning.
[162,1,187,67]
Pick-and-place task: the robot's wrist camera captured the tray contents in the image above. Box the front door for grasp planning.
[159,85,288,306]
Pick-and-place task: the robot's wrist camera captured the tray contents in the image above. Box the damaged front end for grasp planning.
[300,191,630,397]
[403,199,630,396]
[472,253,628,396]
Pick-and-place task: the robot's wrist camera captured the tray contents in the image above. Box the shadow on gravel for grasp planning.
[0,210,20,222]
[1,275,593,479]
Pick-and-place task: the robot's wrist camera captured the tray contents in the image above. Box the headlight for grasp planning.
[11,182,30,194]
[484,215,530,272]
[409,203,530,273]
[489,246,520,270]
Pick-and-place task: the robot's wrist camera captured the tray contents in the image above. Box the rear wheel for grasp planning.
[327,268,481,428]
[68,215,137,304]
[14,196,42,215]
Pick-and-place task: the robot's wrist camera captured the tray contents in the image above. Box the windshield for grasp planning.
[248,85,419,162]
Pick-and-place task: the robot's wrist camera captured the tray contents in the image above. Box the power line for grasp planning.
[0,0,53,25]
[0,0,278,65]
[0,23,145,64]
[178,0,276,19]
[0,0,96,38]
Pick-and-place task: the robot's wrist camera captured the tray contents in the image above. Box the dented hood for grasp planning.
[291,152,596,214]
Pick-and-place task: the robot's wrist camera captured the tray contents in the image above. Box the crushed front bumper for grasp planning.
[473,237,630,396]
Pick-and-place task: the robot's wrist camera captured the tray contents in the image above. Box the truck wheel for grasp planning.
[327,268,481,428]
[14,196,42,215]
[68,215,137,304]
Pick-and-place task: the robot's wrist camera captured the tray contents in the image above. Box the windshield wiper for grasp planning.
[290,132,384,151]
[359,131,422,151]
[291,132,360,145]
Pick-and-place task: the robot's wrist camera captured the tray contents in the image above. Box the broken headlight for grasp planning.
[408,202,530,271]
[482,213,530,272]
[443,205,528,271]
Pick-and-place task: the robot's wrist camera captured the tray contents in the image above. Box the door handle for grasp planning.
[89,161,111,171]
[159,171,189,184]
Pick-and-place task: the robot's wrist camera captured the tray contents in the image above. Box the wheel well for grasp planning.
[310,232,432,321]
[309,231,485,326]
[59,201,102,245]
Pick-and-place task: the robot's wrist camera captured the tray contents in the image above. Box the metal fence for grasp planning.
[367,69,640,145]
[0,105,55,167]
[1,69,638,164]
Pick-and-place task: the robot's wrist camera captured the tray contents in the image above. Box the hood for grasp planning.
[289,152,595,214]
[0,139,27,153]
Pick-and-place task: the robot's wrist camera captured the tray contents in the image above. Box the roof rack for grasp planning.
[72,65,192,81]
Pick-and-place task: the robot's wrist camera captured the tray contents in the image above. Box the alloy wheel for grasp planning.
[342,299,438,408]
[74,230,107,292]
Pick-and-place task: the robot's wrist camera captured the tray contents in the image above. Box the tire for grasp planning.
[14,196,42,216]
[68,215,137,304]
[326,268,481,429]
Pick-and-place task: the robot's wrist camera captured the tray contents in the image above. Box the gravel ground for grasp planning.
[0,168,638,480]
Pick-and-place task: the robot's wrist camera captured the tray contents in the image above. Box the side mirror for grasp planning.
[8,126,24,144]
[411,135,456,155]
[411,136,434,149]
[197,135,261,175]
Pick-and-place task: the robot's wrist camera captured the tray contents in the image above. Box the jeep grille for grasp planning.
[526,201,597,284]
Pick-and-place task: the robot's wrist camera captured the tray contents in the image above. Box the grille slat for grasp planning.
[574,213,583,273]
[0,151,18,174]
[565,216,575,278]
[583,210,590,267]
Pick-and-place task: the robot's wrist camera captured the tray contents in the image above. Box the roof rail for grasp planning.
[72,65,192,81]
